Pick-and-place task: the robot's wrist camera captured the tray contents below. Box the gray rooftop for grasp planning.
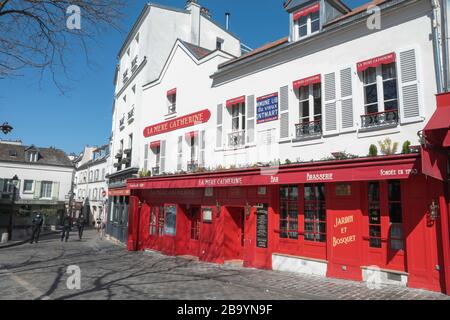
[0,143,74,167]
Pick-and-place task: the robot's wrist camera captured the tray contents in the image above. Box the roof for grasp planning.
[218,37,289,69]
[284,0,351,12]
[179,40,213,60]
[325,0,389,26]
[0,144,74,167]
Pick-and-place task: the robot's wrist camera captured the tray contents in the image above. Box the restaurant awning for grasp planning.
[226,95,246,108]
[167,88,177,96]
[150,141,161,149]
[293,74,321,89]
[185,131,199,139]
[293,3,320,21]
[357,52,396,72]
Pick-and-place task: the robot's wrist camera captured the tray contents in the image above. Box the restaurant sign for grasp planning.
[143,109,211,137]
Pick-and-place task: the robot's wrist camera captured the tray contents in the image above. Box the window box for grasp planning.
[115,151,123,159]
[121,158,131,165]
[119,118,125,130]
[295,120,322,139]
[360,110,399,131]
[123,148,132,155]
[127,109,135,123]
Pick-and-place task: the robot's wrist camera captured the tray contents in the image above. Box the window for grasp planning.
[168,92,176,114]
[388,180,404,250]
[368,182,381,248]
[297,83,322,138]
[95,170,99,181]
[150,207,157,235]
[120,140,124,152]
[164,205,177,236]
[89,171,93,182]
[158,206,165,235]
[23,180,34,193]
[102,168,105,180]
[216,38,224,50]
[304,184,326,242]
[28,151,38,162]
[229,102,246,147]
[128,134,133,150]
[2,179,15,193]
[40,181,52,199]
[297,10,320,39]
[362,62,399,127]
[135,33,140,43]
[279,186,298,239]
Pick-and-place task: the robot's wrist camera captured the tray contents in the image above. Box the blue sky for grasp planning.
[0,0,367,155]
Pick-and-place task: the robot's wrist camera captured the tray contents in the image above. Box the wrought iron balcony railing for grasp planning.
[152,166,160,176]
[228,130,245,147]
[187,160,198,172]
[360,110,399,130]
[295,120,322,139]
[168,104,176,114]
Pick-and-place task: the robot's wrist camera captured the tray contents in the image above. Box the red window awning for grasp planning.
[293,3,320,21]
[226,95,246,108]
[357,52,396,72]
[185,131,198,139]
[167,88,177,96]
[293,74,321,89]
[421,147,447,181]
[150,141,161,149]
[423,93,450,147]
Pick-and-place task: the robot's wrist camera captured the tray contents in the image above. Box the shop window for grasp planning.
[279,186,298,239]
[304,184,326,242]
[158,206,164,236]
[164,205,177,236]
[388,180,404,250]
[368,182,381,248]
[190,208,200,240]
[361,63,399,129]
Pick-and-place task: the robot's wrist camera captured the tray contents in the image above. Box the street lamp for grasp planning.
[0,122,13,134]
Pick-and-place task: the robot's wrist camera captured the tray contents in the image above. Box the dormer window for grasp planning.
[293,3,320,40]
[167,88,177,114]
[28,151,38,162]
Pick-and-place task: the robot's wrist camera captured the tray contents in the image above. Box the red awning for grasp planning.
[185,131,198,139]
[293,3,320,21]
[357,52,396,72]
[167,88,177,96]
[423,93,450,147]
[293,74,321,89]
[226,95,246,108]
[150,141,161,149]
[421,147,447,181]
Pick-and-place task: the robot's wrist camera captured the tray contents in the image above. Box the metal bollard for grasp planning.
[1,233,8,244]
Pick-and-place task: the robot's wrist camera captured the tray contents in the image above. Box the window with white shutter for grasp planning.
[199,130,206,167]
[340,67,355,132]
[323,72,338,136]
[216,104,223,148]
[279,85,290,139]
[398,48,421,124]
[160,140,166,173]
[143,143,149,172]
[246,95,255,144]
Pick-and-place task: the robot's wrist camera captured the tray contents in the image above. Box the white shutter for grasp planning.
[398,48,421,124]
[51,182,60,200]
[177,136,183,171]
[216,104,223,148]
[143,143,149,171]
[199,130,206,167]
[34,181,41,199]
[323,72,339,136]
[279,85,290,139]
[246,95,255,144]
[160,140,166,173]
[339,67,355,132]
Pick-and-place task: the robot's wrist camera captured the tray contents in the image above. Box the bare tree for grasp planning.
[0,0,126,92]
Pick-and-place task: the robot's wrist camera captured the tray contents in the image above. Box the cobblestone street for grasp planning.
[0,229,448,300]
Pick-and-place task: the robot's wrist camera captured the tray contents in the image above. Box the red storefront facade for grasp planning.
[126,152,450,294]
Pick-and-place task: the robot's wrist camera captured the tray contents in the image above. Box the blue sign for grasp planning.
[257,93,279,124]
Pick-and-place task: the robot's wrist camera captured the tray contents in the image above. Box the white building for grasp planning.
[134,0,447,172]
[0,140,74,240]
[73,145,109,225]
[107,0,242,243]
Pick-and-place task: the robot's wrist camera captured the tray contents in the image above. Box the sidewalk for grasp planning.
[0,230,60,249]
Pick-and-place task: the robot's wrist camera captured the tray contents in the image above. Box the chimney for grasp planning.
[186,0,201,46]
[225,12,230,30]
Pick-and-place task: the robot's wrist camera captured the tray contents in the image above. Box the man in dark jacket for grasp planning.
[76,214,85,240]
[61,213,72,242]
[30,212,44,244]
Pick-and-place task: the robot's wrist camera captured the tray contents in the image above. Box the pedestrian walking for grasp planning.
[61,213,72,242]
[30,212,43,244]
[76,214,86,240]
[96,217,101,233]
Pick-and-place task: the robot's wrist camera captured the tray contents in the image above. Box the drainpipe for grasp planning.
[442,0,450,91]
[432,0,445,93]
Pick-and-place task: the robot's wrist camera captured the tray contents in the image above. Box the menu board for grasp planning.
[256,204,268,248]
